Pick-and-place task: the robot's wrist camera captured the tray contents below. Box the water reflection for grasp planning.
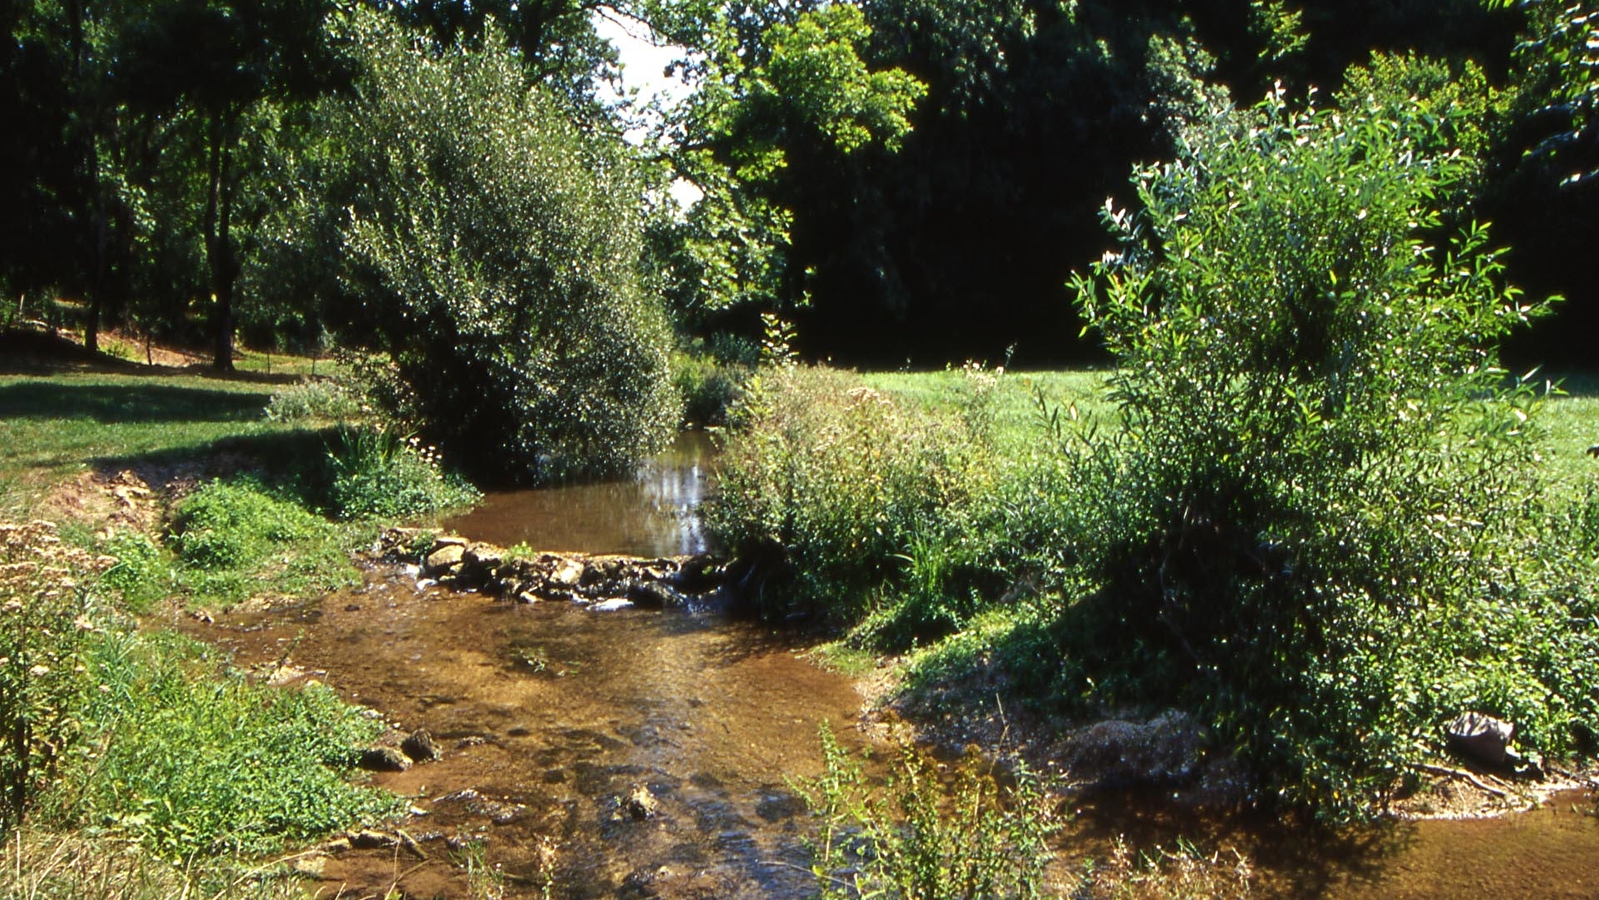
[446,431,718,557]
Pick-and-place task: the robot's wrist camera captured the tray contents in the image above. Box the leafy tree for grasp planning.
[364,0,622,111]
[638,1,926,329]
[113,0,346,369]
[1481,0,1599,365]
[333,9,678,483]
[1068,88,1584,815]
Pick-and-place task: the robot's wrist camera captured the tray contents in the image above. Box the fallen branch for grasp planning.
[1413,763,1509,799]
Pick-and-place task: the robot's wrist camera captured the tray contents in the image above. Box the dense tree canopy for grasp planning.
[3,0,1595,379]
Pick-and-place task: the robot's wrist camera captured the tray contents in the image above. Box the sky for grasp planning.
[591,9,693,121]
[590,8,705,208]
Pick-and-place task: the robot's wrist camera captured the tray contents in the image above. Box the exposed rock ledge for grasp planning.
[371,528,735,610]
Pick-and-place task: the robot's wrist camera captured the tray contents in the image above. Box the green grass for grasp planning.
[863,368,1115,457]
[1540,373,1599,499]
[57,629,402,860]
[866,367,1599,499]
[0,372,297,512]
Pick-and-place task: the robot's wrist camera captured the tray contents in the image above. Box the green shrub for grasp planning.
[336,9,679,483]
[672,350,750,427]
[796,724,1059,900]
[1065,87,1593,816]
[59,629,398,859]
[324,423,480,521]
[98,531,174,614]
[262,379,363,424]
[706,364,1003,630]
[169,480,358,606]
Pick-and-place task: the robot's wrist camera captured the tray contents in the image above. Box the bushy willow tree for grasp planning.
[333,9,678,483]
[1068,88,1598,816]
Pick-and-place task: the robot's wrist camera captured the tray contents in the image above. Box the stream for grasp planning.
[185,434,1598,899]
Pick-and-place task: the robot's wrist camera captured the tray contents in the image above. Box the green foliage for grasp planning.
[323,423,480,520]
[1336,52,1506,203]
[643,1,926,316]
[1067,88,1591,815]
[98,531,174,614]
[1489,0,1599,133]
[336,9,678,483]
[706,364,1002,630]
[263,378,363,424]
[672,350,750,427]
[0,522,106,834]
[169,479,358,606]
[61,628,398,859]
[796,723,1059,900]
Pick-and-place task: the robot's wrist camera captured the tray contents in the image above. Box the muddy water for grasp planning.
[1066,788,1599,899]
[443,432,717,558]
[198,572,865,898]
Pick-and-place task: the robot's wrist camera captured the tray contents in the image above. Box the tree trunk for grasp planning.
[204,110,238,371]
[68,0,105,355]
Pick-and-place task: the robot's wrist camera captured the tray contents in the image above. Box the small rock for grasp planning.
[350,829,399,850]
[550,557,586,589]
[360,746,413,772]
[590,598,635,613]
[425,544,466,574]
[322,837,353,853]
[1446,712,1514,769]
[433,535,468,547]
[618,785,659,821]
[291,854,328,876]
[630,581,680,608]
[402,729,441,763]
[464,543,504,569]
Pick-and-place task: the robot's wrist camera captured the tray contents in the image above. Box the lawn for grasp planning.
[866,366,1599,501]
[0,372,299,515]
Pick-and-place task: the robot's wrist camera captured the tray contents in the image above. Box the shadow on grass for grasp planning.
[1549,372,1599,398]
[0,329,305,384]
[0,381,273,424]
[87,428,337,497]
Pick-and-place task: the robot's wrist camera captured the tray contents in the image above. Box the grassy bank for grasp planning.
[0,357,476,897]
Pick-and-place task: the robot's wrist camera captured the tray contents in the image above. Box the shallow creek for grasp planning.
[183,435,1597,898]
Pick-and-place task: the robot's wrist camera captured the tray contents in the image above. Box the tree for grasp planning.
[332,9,678,483]
[636,1,926,334]
[113,0,346,369]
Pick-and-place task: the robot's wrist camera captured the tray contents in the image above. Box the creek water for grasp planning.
[185,436,1599,898]
[443,431,718,558]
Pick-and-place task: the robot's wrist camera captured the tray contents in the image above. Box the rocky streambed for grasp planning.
[379,528,739,613]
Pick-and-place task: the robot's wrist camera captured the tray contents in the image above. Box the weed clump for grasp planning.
[263,378,363,423]
[796,724,1060,900]
[706,363,1005,635]
[0,522,109,833]
[323,423,480,521]
[169,479,359,605]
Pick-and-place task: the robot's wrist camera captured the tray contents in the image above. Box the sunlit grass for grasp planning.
[866,367,1599,503]
[0,372,293,514]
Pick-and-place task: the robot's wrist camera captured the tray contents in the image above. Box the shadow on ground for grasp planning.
[0,381,273,424]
